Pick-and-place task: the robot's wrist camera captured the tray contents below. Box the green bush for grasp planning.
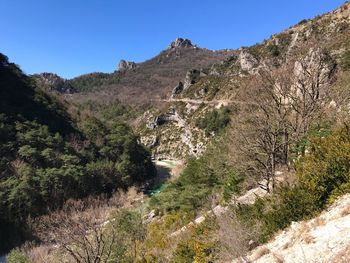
[196,107,231,136]
[149,129,244,222]
[341,50,350,70]
[171,242,195,263]
[150,157,217,217]
[267,44,280,57]
[7,249,30,263]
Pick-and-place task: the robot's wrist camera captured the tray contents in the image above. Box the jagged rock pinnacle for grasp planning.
[169,38,194,49]
[118,59,137,71]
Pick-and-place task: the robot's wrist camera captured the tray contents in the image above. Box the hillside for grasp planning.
[4,2,350,263]
[0,54,156,254]
[37,38,234,107]
[139,2,350,160]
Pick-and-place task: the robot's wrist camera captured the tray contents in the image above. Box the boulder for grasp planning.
[238,50,258,73]
[171,81,184,97]
[169,38,193,49]
[118,59,137,71]
[184,69,201,90]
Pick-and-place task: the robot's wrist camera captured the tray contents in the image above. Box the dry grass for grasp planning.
[18,242,65,263]
[311,217,326,228]
[295,222,315,244]
[331,244,350,263]
[216,211,260,261]
[301,232,315,244]
[341,204,350,216]
[24,188,145,262]
[272,252,285,263]
[250,246,270,261]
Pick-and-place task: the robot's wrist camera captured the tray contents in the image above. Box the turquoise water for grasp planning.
[147,183,169,196]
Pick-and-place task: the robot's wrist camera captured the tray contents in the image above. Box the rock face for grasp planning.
[118,59,137,71]
[184,69,202,90]
[33,73,76,94]
[238,50,259,73]
[169,38,194,49]
[171,82,184,97]
[293,48,335,95]
[233,194,350,263]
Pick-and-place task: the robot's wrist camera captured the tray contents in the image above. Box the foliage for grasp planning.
[235,124,350,243]
[267,43,280,57]
[149,132,243,223]
[341,49,350,70]
[67,72,119,92]
[77,100,136,123]
[150,157,218,218]
[0,54,156,252]
[111,209,147,262]
[171,224,216,263]
[171,242,195,263]
[196,107,231,136]
[222,171,243,201]
[7,249,31,263]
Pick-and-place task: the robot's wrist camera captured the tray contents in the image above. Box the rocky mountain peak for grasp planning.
[118,59,137,71]
[169,38,194,49]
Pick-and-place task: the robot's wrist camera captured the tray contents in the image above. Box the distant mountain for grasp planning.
[51,38,235,106]
[139,2,350,159]
[32,72,77,94]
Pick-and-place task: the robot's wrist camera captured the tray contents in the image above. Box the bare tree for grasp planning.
[288,48,335,142]
[234,67,291,192]
[232,48,335,192]
[32,196,125,263]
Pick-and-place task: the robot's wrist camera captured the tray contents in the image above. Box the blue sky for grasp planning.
[1,0,346,79]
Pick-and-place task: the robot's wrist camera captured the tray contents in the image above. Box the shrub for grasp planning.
[171,242,195,263]
[196,107,231,136]
[267,44,280,57]
[7,249,31,263]
[341,50,350,70]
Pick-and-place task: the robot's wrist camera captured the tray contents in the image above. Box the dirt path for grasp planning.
[156,98,258,107]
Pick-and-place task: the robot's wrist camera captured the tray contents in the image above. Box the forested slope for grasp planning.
[0,54,156,253]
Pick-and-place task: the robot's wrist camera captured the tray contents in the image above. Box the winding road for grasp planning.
[156,98,259,106]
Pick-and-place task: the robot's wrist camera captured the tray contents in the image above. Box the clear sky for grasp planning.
[1,0,346,79]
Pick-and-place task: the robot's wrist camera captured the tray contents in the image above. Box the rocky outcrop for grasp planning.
[33,73,76,94]
[146,108,181,130]
[293,48,335,94]
[118,59,137,71]
[146,117,160,130]
[238,50,259,74]
[169,38,194,49]
[146,136,158,148]
[184,69,202,90]
[142,104,208,159]
[171,82,184,97]
[233,194,350,263]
